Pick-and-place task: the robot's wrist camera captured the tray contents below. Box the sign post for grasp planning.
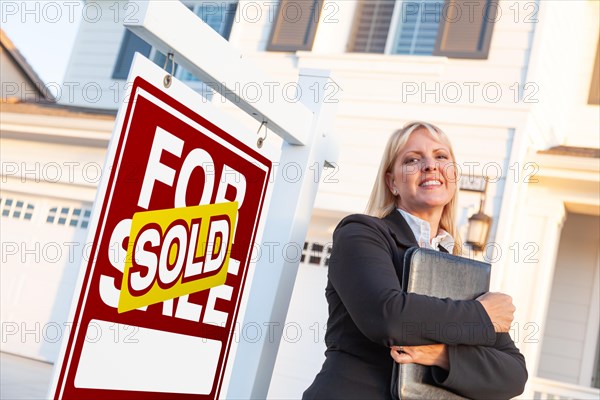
[227,69,339,399]
[49,1,337,399]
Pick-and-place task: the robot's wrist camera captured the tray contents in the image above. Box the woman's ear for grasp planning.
[385,172,396,195]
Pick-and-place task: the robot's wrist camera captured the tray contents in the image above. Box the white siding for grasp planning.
[525,0,600,148]
[62,1,125,79]
[228,1,277,51]
[538,213,600,385]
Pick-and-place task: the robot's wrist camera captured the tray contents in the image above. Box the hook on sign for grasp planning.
[256,120,268,149]
[163,52,175,88]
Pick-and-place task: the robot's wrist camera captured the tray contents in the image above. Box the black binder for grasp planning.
[393,247,491,400]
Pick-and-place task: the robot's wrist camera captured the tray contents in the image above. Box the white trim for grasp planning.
[1,177,99,203]
[298,51,449,75]
[311,0,358,54]
[384,0,403,54]
[520,198,566,380]
[488,128,520,290]
[530,377,600,400]
[580,248,600,387]
[535,153,600,180]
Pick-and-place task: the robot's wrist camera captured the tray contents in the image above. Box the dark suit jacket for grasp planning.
[303,211,527,400]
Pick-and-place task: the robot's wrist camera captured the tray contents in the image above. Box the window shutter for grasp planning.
[349,0,396,53]
[112,30,152,80]
[433,0,497,59]
[588,38,600,105]
[220,2,238,40]
[267,0,323,52]
[393,0,444,55]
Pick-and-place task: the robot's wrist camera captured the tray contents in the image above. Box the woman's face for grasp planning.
[386,128,457,216]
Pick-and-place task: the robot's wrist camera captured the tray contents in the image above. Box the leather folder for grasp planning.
[392,247,491,400]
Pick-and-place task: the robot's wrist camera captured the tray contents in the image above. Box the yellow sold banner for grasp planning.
[118,202,238,313]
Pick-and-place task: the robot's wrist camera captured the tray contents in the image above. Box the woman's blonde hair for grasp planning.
[365,121,462,255]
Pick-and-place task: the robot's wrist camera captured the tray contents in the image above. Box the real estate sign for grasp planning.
[50,55,273,399]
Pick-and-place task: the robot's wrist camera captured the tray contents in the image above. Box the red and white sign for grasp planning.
[50,56,272,399]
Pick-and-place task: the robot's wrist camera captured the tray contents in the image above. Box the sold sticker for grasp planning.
[118,202,238,313]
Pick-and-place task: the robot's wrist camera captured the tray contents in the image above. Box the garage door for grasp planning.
[1,191,92,362]
[268,240,332,399]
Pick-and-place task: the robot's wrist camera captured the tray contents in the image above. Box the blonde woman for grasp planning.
[303,122,527,399]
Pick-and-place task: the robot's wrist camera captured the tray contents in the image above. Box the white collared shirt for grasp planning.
[397,209,455,253]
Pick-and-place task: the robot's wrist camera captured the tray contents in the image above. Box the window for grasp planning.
[349,0,498,59]
[46,206,92,229]
[112,1,238,81]
[177,1,238,81]
[0,197,35,221]
[267,0,324,52]
[196,1,237,38]
[392,0,443,54]
[112,30,152,80]
[300,241,332,267]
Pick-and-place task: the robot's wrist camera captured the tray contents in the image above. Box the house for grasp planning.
[1,1,598,398]
[1,28,115,363]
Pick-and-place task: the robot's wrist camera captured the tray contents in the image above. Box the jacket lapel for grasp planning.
[384,211,452,253]
[382,210,419,249]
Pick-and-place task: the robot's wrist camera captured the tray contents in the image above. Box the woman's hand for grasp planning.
[390,344,449,370]
[476,292,515,332]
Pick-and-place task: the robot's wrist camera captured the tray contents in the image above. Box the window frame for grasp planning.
[349,0,497,59]
[111,30,152,80]
[153,0,238,83]
[385,0,445,55]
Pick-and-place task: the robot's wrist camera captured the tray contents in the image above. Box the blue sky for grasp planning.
[2,0,83,84]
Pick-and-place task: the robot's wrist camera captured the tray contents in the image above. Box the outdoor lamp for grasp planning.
[466,196,492,251]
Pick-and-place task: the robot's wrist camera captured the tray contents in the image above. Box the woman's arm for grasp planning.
[430,333,527,399]
[329,220,496,347]
[390,334,527,399]
[390,343,450,370]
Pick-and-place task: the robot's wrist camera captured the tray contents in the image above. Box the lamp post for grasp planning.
[466,195,492,251]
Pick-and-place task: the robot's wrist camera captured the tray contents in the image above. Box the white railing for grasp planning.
[527,377,600,400]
